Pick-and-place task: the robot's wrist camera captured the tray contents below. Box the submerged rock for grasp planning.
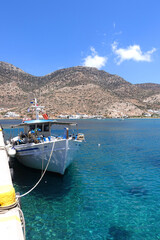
[107,225,131,240]
[127,186,148,197]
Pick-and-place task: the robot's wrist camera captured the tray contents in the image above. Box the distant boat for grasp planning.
[6,99,85,174]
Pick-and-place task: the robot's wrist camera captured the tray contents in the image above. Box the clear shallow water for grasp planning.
[1,119,160,240]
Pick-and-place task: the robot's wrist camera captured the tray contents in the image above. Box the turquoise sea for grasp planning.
[1,119,160,240]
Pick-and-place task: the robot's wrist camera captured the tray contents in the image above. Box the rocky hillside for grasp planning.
[0,61,159,118]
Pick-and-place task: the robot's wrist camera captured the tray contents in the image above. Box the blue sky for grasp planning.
[0,0,160,84]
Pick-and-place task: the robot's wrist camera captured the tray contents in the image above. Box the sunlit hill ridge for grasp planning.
[0,61,160,118]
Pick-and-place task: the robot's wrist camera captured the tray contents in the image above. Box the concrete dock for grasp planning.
[0,126,25,240]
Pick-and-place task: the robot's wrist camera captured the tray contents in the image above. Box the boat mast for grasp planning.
[35,98,39,120]
[31,98,44,120]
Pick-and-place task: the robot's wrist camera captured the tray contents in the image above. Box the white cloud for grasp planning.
[83,47,107,69]
[90,46,97,55]
[112,41,156,65]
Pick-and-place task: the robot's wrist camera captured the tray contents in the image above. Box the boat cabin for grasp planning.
[23,120,52,137]
[11,119,78,142]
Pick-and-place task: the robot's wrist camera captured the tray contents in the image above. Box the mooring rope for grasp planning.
[16,140,55,198]
[0,201,18,214]
[0,199,26,240]
[17,205,26,240]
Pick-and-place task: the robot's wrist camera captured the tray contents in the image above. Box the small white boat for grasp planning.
[6,99,85,174]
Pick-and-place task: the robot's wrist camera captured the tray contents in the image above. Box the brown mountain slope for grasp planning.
[135,83,160,91]
[135,83,160,108]
[0,61,159,117]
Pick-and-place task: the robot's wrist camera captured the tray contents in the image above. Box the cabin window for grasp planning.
[44,124,49,132]
[37,124,42,132]
[29,124,35,131]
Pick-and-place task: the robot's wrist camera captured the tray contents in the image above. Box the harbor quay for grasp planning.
[0,125,25,240]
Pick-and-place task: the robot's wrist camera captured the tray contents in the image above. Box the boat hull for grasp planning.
[14,139,81,174]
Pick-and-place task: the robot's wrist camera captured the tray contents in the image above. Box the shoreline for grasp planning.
[0,117,160,121]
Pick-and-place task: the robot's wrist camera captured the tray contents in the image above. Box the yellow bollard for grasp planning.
[0,185,16,207]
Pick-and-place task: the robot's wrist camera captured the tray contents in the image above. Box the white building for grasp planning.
[4,112,20,118]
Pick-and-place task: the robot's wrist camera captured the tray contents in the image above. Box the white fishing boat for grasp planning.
[6,99,85,174]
